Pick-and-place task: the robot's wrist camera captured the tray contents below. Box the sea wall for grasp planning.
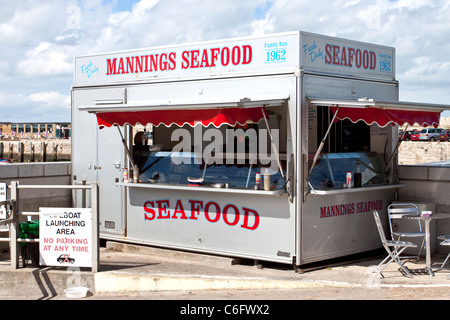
[0,139,70,162]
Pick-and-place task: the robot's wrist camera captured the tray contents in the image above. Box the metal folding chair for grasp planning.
[387,203,425,260]
[372,210,418,278]
[437,235,450,269]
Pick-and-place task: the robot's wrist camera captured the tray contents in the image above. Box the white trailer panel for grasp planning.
[72,31,447,267]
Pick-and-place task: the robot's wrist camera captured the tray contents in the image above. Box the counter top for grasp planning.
[309,183,404,195]
[117,182,287,196]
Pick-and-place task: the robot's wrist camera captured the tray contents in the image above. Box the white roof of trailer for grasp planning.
[74,31,396,86]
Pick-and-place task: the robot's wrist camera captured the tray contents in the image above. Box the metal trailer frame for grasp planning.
[71,31,448,267]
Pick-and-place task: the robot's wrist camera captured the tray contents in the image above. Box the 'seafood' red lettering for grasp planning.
[143,199,260,230]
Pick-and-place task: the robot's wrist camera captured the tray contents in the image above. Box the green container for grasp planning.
[19,221,39,246]
[19,221,40,267]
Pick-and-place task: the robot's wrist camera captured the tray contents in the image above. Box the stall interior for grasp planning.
[131,106,288,191]
[308,105,387,190]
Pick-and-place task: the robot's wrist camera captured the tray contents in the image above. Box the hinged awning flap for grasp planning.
[308,97,449,128]
[79,94,289,128]
[96,107,269,129]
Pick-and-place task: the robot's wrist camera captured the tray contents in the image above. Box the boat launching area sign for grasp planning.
[39,208,92,268]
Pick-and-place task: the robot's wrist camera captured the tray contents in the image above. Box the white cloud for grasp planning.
[132,0,159,14]
[251,13,276,36]
[108,11,131,25]
[0,90,69,122]
[27,91,71,108]
[344,0,360,8]
[0,2,68,46]
[17,42,74,77]
[392,0,437,11]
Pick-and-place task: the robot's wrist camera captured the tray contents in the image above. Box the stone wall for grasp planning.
[0,136,446,166]
[0,162,72,213]
[398,141,450,165]
[0,162,73,251]
[0,139,71,162]
[398,165,450,255]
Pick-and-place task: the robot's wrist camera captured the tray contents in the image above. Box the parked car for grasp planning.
[419,128,445,141]
[440,129,450,142]
[411,130,420,141]
[398,130,418,141]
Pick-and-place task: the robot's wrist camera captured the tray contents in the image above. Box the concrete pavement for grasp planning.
[1,241,450,300]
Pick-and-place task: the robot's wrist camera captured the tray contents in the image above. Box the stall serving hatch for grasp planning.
[72,31,450,267]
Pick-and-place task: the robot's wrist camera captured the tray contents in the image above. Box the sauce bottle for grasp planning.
[255,172,261,189]
[264,169,271,191]
[346,171,352,188]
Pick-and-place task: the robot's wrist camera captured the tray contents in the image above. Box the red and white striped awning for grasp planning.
[96,107,269,129]
[79,95,289,129]
[308,98,444,128]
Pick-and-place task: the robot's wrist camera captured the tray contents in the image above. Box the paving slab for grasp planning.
[0,241,449,300]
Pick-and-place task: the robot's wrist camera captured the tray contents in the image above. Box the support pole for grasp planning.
[261,108,284,178]
[10,181,18,269]
[384,125,408,180]
[117,126,136,169]
[308,107,339,176]
[91,182,99,273]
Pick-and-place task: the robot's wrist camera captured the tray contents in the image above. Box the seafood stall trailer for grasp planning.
[72,31,446,267]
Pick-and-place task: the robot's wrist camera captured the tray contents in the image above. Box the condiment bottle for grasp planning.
[123,168,128,183]
[255,172,261,189]
[264,169,271,191]
[133,165,139,183]
[354,160,362,188]
[346,171,352,188]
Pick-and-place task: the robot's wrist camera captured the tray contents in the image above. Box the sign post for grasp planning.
[39,208,93,268]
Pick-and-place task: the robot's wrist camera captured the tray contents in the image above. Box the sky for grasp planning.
[1,0,450,122]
